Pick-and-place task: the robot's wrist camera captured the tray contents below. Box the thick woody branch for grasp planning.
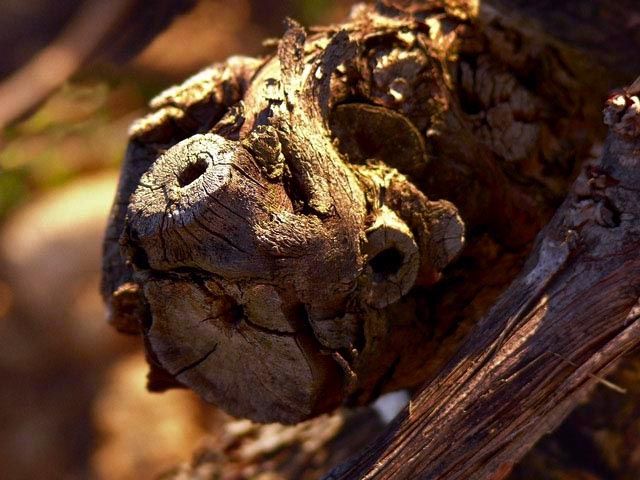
[103,0,629,440]
[327,88,640,479]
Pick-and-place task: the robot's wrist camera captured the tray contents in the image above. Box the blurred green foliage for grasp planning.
[298,0,334,24]
[0,168,28,220]
[0,76,153,221]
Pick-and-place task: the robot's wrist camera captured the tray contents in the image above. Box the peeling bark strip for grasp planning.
[326,89,640,479]
[103,1,612,425]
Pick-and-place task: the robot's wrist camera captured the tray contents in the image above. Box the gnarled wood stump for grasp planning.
[102,0,610,427]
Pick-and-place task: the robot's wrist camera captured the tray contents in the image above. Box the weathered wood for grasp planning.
[103,1,612,425]
[158,406,386,480]
[380,0,640,86]
[102,55,261,334]
[512,344,640,479]
[105,9,471,424]
[326,87,640,479]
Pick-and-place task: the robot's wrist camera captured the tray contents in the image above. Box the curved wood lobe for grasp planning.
[143,279,344,423]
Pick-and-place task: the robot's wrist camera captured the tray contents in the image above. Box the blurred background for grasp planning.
[0,2,357,479]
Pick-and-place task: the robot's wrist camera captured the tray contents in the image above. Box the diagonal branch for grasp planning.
[326,84,640,479]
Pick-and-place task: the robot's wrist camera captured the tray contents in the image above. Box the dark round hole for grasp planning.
[177,156,208,187]
[369,247,404,281]
[228,303,244,325]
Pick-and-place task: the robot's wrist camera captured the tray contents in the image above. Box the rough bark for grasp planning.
[102,0,609,426]
[511,345,640,480]
[158,406,386,480]
[483,0,640,84]
[98,0,640,478]
[325,88,640,478]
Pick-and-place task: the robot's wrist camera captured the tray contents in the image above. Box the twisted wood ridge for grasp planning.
[102,1,603,425]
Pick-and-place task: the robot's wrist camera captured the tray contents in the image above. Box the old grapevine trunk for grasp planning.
[101,0,640,476]
[103,0,605,424]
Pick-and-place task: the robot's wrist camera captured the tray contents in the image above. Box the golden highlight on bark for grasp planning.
[103,0,608,428]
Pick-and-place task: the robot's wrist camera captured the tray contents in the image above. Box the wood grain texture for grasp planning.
[103,1,615,426]
[326,87,640,479]
[104,9,471,424]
